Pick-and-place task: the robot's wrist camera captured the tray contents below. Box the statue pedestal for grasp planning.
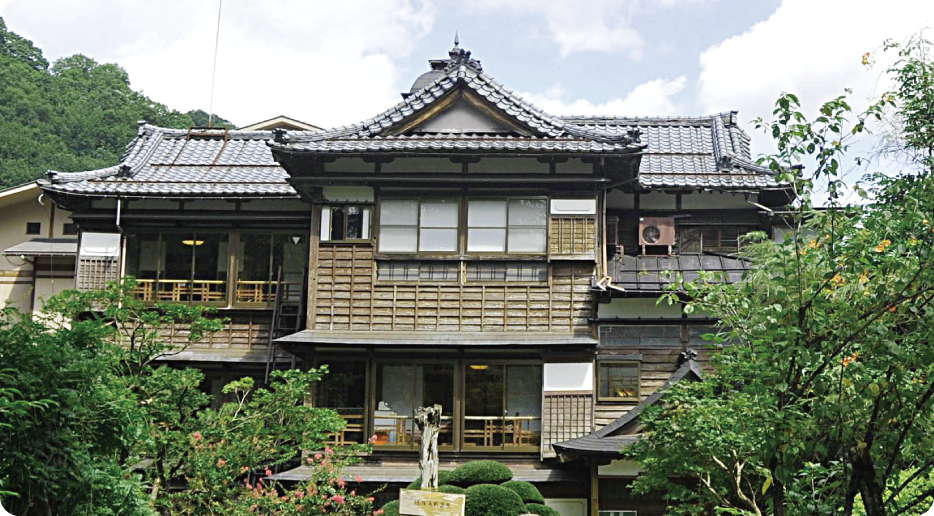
[399,489,466,516]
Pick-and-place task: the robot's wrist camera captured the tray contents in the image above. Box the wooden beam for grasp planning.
[590,463,600,516]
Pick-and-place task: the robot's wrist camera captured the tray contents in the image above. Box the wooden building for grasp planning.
[40,40,792,516]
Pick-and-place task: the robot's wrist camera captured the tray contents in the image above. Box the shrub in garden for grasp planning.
[501,480,544,504]
[525,503,561,516]
[406,470,454,489]
[464,484,526,516]
[437,484,467,495]
[381,499,400,516]
[448,460,513,486]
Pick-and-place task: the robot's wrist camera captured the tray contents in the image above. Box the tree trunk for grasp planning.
[852,450,887,516]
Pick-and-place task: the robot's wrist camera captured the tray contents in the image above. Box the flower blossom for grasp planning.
[332,495,346,504]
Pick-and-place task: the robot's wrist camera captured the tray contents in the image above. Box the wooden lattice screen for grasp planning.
[541,390,593,459]
[75,256,119,292]
[549,216,597,257]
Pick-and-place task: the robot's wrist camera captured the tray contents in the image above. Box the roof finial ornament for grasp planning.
[454,32,459,47]
[446,32,482,73]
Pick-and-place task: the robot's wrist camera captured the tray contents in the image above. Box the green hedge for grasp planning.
[448,460,514,486]
[501,480,545,504]
[381,500,400,516]
[406,470,455,489]
[525,503,561,516]
[438,484,467,495]
[465,484,527,516]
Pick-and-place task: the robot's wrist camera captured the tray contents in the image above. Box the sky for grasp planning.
[1,0,933,173]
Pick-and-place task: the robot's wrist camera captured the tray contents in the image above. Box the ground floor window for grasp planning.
[316,359,542,452]
[125,231,229,304]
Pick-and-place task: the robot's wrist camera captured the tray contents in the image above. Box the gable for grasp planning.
[383,86,538,137]
[412,97,509,134]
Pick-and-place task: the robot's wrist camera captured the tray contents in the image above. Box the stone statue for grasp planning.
[415,404,442,490]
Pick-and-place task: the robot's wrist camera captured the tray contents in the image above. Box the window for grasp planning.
[379,199,459,253]
[467,199,547,254]
[316,360,367,445]
[321,205,371,241]
[463,364,542,450]
[600,511,638,516]
[377,261,459,282]
[466,262,547,283]
[678,225,756,254]
[237,233,308,304]
[25,222,41,235]
[125,232,229,304]
[598,363,640,401]
[374,363,455,448]
[62,223,78,236]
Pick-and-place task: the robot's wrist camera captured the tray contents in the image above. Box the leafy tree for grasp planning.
[1,281,371,515]
[187,109,237,129]
[0,16,232,188]
[628,37,934,516]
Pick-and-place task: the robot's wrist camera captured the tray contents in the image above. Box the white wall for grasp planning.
[544,499,587,516]
[598,298,681,319]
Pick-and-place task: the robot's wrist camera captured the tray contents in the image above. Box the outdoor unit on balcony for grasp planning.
[638,216,675,255]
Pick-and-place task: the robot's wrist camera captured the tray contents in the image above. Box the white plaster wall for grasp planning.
[606,190,635,209]
[382,157,461,174]
[598,460,643,477]
[682,191,757,209]
[639,192,676,209]
[544,499,587,516]
[543,363,594,391]
[597,298,681,319]
[322,186,375,203]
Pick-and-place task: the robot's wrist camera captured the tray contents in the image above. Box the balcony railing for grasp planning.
[131,279,226,303]
[235,280,303,304]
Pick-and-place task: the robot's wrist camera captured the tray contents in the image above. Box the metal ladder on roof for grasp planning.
[264,266,306,384]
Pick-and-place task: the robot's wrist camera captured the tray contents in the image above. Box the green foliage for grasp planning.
[525,503,561,516]
[187,109,236,129]
[380,499,401,516]
[406,470,454,489]
[0,16,231,188]
[437,484,467,495]
[464,484,526,516]
[0,280,370,515]
[448,460,514,487]
[630,37,934,516]
[501,480,544,504]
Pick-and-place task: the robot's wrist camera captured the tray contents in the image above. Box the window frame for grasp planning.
[62,223,79,236]
[460,361,543,453]
[677,224,756,254]
[320,204,374,243]
[597,361,641,402]
[377,198,460,255]
[466,197,548,256]
[235,230,309,308]
[371,359,458,451]
[25,222,41,235]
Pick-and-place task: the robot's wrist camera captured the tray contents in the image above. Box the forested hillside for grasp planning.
[0,16,234,188]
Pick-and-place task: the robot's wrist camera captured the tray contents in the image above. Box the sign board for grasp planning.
[399,489,466,516]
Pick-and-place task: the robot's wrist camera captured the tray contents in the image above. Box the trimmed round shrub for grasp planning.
[465,484,527,516]
[438,484,467,495]
[501,480,545,504]
[525,503,561,516]
[406,470,454,489]
[381,500,400,516]
[448,460,514,486]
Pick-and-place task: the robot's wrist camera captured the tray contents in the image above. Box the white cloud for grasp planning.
[476,0,644,59]
[697,0,934,158]
[518,76,687,116]
[1,0,436,128]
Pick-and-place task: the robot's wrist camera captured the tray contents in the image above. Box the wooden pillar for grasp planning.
[590,463,600,516]
[306,204,322,331]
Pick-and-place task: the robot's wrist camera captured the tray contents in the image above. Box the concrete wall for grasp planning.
[0,186,75,312]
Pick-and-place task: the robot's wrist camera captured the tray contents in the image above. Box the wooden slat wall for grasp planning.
[122,312,272,352]
[541,390,593,458]
[549,216,596,256]
[312,244,594,333]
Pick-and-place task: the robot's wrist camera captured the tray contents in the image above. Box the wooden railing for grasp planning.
[131,279,226,303]
[235,280,303,304]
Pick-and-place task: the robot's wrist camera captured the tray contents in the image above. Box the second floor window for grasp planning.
[467,199,546,254]
[321,205,371,242]
[378,199,458,253]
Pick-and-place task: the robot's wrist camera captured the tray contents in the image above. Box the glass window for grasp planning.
[463,364,541,450]
[237,233,308,304]
[379,200,419,253]
[466,262,547,283]
[379,199,459,253]
[322,205,372,242]
[467,199,547,254]
[317,360,367,445]
[25,222,41,235]
[377,261,419,281]
[598,363,640,401]
[63,223,78,236]
[374,363,455,448]
[125,232,228,304]
[678,225,756,254]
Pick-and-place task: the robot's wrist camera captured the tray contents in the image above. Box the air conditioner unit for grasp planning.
[638,217,675,255]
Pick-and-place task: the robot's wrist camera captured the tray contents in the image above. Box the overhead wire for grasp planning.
[207,0,223,128]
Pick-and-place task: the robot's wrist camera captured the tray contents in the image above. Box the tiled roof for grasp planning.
[553,354,704,456]
[41,125,296,198]
[562,112,783,190]
[273,133,639,154]
[607,254,752,293]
